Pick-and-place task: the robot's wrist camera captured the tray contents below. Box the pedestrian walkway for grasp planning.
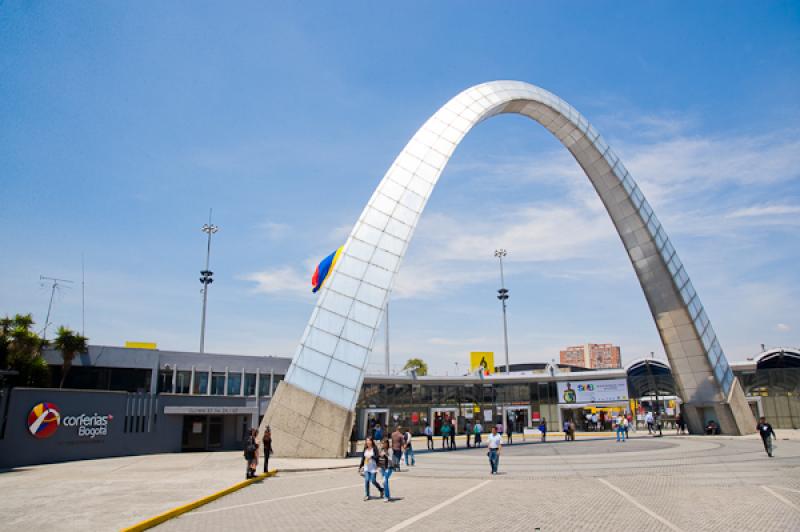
[0,451,358,532]
[2,432,799,531]
[159,434,800,532]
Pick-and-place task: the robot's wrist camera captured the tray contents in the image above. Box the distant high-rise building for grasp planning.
[559,343,622,369]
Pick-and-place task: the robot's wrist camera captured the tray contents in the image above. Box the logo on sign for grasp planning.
[27,402,113,440]
[28,402,61,439]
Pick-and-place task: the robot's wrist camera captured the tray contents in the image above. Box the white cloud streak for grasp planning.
[727,204,800,219]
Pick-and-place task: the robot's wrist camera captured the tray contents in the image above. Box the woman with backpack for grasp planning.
[358,436,383,501]
[244,428,259,479]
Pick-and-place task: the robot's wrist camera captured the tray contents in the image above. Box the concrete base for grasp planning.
[682,377,756,436]
[258,381,353,458]
[724,376,757,435]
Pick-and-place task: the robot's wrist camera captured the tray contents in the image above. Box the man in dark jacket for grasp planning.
[757,416,776,457]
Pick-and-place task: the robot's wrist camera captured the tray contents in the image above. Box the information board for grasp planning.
[557,379,629,404]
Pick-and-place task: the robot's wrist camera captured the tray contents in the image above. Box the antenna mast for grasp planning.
[40,275,73,340]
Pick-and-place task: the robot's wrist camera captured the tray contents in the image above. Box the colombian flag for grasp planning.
[312,246,343,293]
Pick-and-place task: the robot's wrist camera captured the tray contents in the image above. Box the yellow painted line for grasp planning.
[120,470,278,532]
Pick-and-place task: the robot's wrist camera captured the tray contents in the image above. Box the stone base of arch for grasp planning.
[259,381,352,458]
[681,378,755,436]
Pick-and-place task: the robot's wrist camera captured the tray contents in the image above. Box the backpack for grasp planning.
[244,439,256,458]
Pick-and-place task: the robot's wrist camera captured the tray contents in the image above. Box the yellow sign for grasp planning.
[470,352,495,375]
[125,341,157,350]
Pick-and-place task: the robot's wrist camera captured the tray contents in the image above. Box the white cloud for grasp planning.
[776,323,791,332]
[258,221,292,240]
[619,132,800,205]
[727,204,800,219]
[240,267,311,298]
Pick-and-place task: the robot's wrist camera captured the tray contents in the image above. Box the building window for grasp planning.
[244,374,256,396]
[227,373,242,396]
[194,372,209,395]
[176,371,191,394]
[259,374,272,397]
[158,370,174,393]
[210,373,226,395]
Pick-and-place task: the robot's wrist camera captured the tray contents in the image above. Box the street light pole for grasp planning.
[494,249,510,374]
[199,210,219,354]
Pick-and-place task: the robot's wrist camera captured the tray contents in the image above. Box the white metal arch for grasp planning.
[264,81,754,457]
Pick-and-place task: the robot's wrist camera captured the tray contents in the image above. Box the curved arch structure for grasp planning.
[262,81,754,456]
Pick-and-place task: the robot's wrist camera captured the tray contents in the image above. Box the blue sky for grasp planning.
[1,2,798,374]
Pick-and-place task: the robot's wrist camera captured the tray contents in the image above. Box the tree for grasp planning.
[402,357,428,376]
[52,326,88,388]
[1,314,50,387]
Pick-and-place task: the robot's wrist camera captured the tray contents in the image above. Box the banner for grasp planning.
[470,352,495,375]
[557,379,629,404]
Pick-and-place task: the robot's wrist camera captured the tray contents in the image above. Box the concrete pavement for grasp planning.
[2,431,799,531]
[0,451,359,531]
[161,434,800,532]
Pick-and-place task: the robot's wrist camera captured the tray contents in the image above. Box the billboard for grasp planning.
[557,379,629,404]
[470,352,494,375]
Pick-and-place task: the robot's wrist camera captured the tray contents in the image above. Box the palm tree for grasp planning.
[402,358,428,376]
[1,314,50,386]
[52,326,88,388]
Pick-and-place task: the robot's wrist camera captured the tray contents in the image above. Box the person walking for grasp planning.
[568,420,576,441]
[591,412,598,431]
[676,413,685,435]
[358,437,384,501]
[539,418,547,442]
[424,424,434,450]
[403,427,415,466]
[757,416,776,457]
[378,439,394,502]
[262,426,273,474]
[645,411,654,434]
[563,419,571,441]
[441,420,451,450]
[374,423,383,442]
[623,415,630,439]
[449,420,457,449]
[244,428,259,479]
[474,421,483,448]
[465,421,472,448]
[390,426,404,471]
[487,426,502,475]
[506,420,514,445]
[615,414,626,442]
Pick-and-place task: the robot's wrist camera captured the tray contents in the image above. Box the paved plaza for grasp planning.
[2,432,799,531]
[159,433,799,532]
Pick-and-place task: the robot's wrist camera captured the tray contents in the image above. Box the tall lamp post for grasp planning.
[494,249,510,374]
[199,211,219,354]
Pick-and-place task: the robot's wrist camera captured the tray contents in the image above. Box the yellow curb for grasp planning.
[120,469,278,532]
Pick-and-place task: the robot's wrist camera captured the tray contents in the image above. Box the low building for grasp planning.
[0,345,291,468]
[1,346,796,468]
